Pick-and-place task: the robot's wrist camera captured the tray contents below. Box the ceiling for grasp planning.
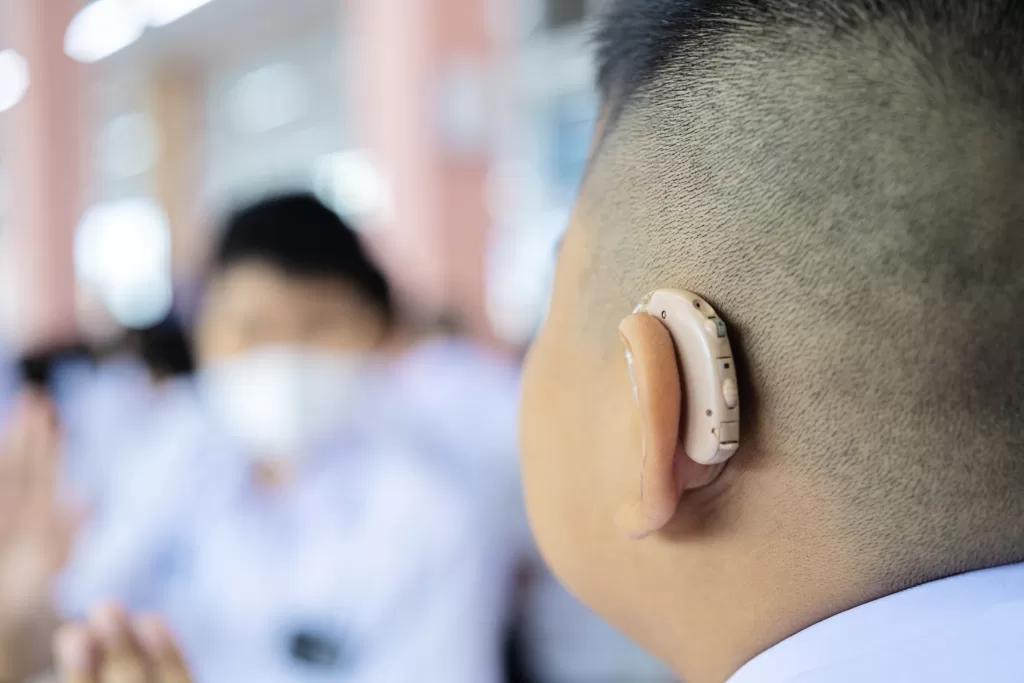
[101,0,340,72]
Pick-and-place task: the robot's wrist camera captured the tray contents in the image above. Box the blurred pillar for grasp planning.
[347,0,496,339]
[150,68,208,287]
[2,0,89,351]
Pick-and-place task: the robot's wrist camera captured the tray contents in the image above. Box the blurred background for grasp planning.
[0,0,602,351]
[0,2,680,683]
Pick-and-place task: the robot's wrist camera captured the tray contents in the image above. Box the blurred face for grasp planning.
[194,261,388,461]
[196,260,386,367]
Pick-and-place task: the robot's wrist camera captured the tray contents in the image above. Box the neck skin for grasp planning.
[375,324,442,358]
[660,469,878,683]
[678,555,868,682]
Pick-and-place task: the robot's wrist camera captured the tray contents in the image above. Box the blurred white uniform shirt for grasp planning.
[53,356,173,503]
[62,351,517,683]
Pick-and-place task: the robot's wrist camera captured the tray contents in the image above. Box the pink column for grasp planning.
[3,0,89,352]
[151,68,208,283]
[347,0,495,339]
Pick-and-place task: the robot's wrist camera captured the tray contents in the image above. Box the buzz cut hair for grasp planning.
[582,0,1024,586]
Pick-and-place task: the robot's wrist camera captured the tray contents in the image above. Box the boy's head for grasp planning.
[520,1,1024,680]
[196,193,391,367]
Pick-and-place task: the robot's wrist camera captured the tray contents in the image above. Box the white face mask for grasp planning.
[199,346,367,463]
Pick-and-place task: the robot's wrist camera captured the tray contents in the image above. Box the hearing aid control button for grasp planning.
[719,421,739,444]
[723,378,739,409]
[704,318,727,338]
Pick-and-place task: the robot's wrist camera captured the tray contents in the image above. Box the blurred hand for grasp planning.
[0,391,81,680]
[54,606,193,683]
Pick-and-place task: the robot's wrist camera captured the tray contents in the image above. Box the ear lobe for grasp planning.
[615,313,723,540]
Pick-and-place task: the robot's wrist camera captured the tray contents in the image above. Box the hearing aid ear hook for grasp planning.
[626,290,740,467]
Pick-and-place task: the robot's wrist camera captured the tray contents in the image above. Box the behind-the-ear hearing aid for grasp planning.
[629,290,740,465]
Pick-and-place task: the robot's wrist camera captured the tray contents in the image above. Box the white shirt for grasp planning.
[729,563,1024,683]
[62,347,520,683]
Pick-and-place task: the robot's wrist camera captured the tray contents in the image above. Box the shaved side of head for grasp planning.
[583,0,1024,585]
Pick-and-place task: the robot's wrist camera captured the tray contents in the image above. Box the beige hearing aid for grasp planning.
[631,290,740,465]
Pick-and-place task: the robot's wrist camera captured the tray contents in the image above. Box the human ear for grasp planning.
[614,291,740,539]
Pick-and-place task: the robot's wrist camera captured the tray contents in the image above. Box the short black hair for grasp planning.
[128,316,196,379]
[215,193,392,320]
[596,0,724,103]
[596,0,1024,121]
[579,0,1024,585]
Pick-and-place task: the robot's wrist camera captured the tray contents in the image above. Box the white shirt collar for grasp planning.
[729,562,1024,683]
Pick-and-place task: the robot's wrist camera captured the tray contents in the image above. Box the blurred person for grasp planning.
[40,192,677,683]
[36,326,195,510]
[52,194,520,683]
[69,319,198,508]
[0,340,192,683]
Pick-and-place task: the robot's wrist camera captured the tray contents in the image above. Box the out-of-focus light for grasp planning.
[228,63,309,136]
[75,198,173,329]
[437,60,488,157]
[99,113,162,179]
[64,0,145,64]
[146,0,216,27]
[486,209,567,346]
[0,50,29,113]
[312,151,392,230]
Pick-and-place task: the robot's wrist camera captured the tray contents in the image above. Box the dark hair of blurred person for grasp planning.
[17,344,95,395]
[199,192,392,364]
[211,192,390,329]
[126,316,196,384]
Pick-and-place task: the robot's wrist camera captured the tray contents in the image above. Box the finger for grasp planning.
[47,502,90,570]
[0,392,46,500]
[54,623,99,683]
[7,393,39,494]
[25,397,61,514]
[135,617,193,683]
[0,427,23,527]
[90,604,149,683]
